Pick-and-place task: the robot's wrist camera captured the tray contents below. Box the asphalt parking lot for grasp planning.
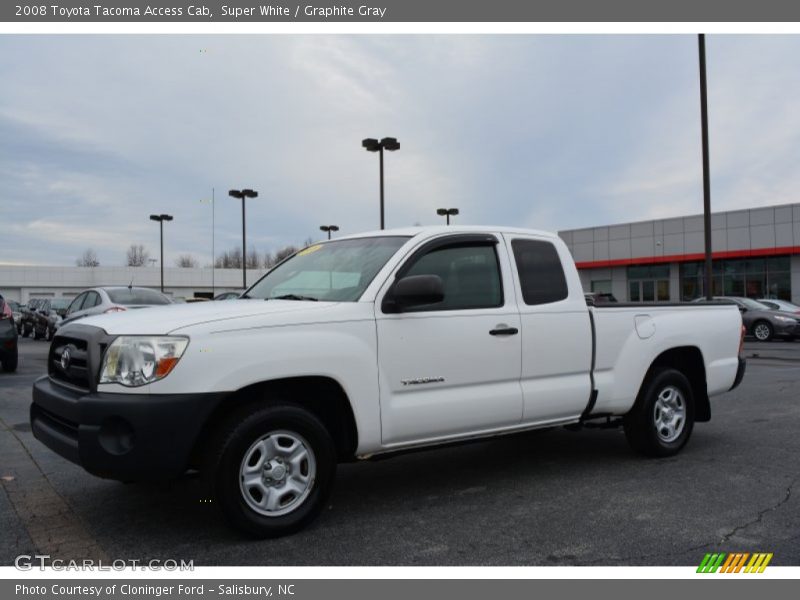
[1,336,799,566]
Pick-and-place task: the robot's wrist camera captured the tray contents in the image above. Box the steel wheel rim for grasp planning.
[239,429,317,517]
[653,385,686,443]
[754,323,770,340]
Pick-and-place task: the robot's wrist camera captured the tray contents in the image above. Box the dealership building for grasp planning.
[558,202,800,304]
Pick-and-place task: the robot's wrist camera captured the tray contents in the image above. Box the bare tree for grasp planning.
[76,248,99,267]
[126,244,150,267]
[303,237,315,248]
[175,254,199,268]
[272,245,298,266]
[246,246,261,269]
[215,247,243,269]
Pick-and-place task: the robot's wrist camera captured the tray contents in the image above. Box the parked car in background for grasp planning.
[0,296,18,372]
[31,298,72,341]
[693,296,800,341]
[584,292,618,305]
[757,298,800,314]
[7,300,22,327]
[59,287,172,329]
[19,298,44,337]
[214,291,242,300]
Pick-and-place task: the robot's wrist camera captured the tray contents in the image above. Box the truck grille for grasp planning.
[50,334,92,392]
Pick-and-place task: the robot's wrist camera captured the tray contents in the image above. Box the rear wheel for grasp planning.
[206,402,337,538]
[752,320,773,342]
[624,368,695,457]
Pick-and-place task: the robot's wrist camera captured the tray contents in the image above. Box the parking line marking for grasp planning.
[0,418,108,562]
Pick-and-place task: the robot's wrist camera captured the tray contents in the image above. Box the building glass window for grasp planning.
[679,255,791,301]
[591,280,612,294]
[627,264,671,303]
[629,281,640,302]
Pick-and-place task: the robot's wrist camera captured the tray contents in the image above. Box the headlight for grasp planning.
[99,336,189,387]
[773,316,797,323]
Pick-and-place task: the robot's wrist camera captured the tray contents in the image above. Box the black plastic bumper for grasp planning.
[729,357,746,391]
[31,376,226,481]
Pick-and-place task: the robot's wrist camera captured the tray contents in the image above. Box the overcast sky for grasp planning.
[1,34,799,267]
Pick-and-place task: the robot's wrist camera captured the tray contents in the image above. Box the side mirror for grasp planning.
[389,275,445,311]
[738,306,747,313]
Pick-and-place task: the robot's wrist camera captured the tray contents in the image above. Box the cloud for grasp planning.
[1,35,799,266]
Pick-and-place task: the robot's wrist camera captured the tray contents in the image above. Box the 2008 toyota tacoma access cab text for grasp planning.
[31,226,746,537]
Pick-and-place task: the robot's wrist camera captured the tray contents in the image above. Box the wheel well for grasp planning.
[190,376,359,465]
[645,347,710,422]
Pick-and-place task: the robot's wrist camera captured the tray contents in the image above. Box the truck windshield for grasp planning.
[246,236,410,302]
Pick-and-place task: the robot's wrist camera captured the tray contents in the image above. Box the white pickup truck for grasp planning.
[32,226,746,537]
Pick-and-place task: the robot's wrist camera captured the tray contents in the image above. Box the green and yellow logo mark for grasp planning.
[697,552,773,573]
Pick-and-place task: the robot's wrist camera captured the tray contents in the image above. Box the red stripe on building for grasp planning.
[574,246,800,270]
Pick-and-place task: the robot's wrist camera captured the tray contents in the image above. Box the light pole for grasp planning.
[149,214,173,292]
[228,188,258,289]
[200,188,216,294]
[362,137,400,230]
[436,208,459,225]
[698,34,713,301]
[319,225,339,240]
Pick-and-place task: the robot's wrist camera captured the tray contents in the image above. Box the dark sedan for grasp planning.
[693,296,800,342]
[0,296,18,372]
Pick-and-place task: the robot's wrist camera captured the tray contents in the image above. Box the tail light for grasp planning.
[739,324,746,354]
[104,306,126,314]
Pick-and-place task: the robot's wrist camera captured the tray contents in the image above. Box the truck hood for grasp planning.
[62,299,342,336]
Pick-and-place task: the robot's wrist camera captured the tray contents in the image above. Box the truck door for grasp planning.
[503,235,593,423]
[375,233,523,446]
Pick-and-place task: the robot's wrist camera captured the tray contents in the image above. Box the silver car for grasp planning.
[757,298,800,315]
[59,287,172,329]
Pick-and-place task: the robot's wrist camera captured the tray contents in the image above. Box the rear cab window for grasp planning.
[510,238,569,305]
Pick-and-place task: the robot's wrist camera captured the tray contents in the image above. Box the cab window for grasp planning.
[401,243,503,311]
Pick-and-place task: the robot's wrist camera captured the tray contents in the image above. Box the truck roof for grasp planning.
[336,225,560,240]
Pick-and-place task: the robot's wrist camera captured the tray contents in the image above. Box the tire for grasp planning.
[23,324,32,338]
[623,368,695,457]
[206,402,337,538]
[47,327,54,342]
[2,353,18,372]
[752,320,773,342]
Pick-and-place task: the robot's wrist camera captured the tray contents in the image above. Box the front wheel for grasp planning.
[207,403,337,538]
[752,320,773,342]
[624,368,695,457]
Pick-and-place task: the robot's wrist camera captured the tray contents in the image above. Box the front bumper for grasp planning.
[31,376,225,481]
[773,320,800,338]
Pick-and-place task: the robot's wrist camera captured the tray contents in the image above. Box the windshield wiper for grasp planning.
[270,294,319,302]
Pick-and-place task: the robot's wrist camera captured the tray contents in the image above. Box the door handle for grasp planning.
[489,327,518,336]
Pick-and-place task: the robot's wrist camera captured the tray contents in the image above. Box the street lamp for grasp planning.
[362,137,400,230]
[228,188,258,289]
[436,208,459,225]
[698,34,713,300]
[149,214,173,292]
[319,225,339,240]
